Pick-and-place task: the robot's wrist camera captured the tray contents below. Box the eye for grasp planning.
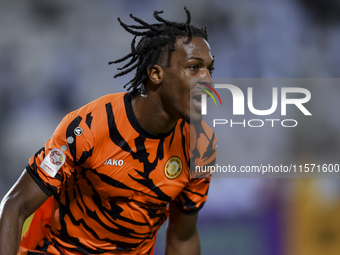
[189,65,198,71]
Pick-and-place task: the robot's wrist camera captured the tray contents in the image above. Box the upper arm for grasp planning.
[167,201,198,240]
[0,170,48,255]
[165,202,201,255]
[3,112,94,215]
[2,169,48,219]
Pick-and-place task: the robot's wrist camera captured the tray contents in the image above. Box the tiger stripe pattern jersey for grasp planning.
[19,92,217,255]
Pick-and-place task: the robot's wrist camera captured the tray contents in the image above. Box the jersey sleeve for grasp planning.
[173,177,211,215]
[26,113,94,196]
[174,120,217,214]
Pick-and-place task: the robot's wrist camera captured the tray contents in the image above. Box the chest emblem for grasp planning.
[164,156,183,179]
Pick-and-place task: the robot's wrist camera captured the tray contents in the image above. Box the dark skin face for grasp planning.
[132,36,214,134]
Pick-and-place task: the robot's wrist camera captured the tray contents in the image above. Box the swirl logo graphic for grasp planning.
[198,83,222,115]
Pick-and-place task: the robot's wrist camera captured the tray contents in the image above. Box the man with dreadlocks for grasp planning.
[0,7,217,255]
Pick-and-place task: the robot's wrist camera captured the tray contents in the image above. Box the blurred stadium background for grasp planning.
[1,0,340,254]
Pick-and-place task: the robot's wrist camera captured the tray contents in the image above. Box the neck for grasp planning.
[131,92,178,135]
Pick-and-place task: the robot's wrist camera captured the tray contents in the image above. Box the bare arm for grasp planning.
[165,201,201,255]
[0,169,48,255]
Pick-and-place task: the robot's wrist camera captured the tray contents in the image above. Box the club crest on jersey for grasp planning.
[40,148,66,177]
[104,158,124,166]
[164,156,183,179]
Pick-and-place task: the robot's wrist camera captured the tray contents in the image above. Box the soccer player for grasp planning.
[0,7,217,255]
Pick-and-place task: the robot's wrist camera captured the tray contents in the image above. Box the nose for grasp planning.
[200,69,213,86]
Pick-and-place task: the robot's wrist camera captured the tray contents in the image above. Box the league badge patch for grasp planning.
[40,148,66,177]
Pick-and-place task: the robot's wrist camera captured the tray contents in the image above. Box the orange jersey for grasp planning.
[20,92,217,255]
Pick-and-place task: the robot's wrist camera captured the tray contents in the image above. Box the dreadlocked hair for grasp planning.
[109,7,208,94]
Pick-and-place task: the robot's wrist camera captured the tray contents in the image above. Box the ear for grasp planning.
[147,65,163,85]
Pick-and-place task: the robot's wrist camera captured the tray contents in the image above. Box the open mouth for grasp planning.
[192,94,202,110]
[190,81,213,113]
[192,92,208,111]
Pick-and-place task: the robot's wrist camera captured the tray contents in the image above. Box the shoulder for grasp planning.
[182,120,217,143]
[184,120,217,175]
[70,92,127,118]
[52,92,128,154]
[197,120,215,140]
[56,92,127,131]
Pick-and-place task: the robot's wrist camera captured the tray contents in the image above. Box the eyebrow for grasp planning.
[187,57,204,61]
[187,57,215,65]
